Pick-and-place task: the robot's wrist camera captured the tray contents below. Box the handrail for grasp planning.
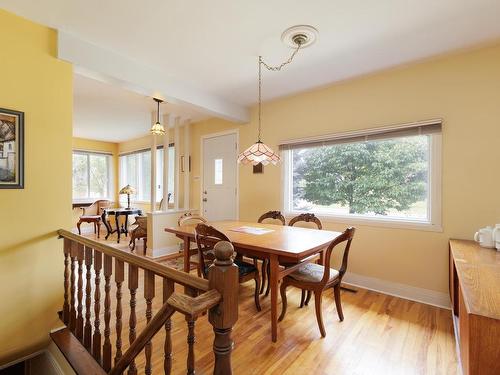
[57,229,209,292]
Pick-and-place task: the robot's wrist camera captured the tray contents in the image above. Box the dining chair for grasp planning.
[195,223,261,312]
[288,213,323,229]
[288,213,324,304]
[178,212,208,276]
[278,227,355,337]
[128,215,147,253]
[76,199,111,237]
[257,210,286,295]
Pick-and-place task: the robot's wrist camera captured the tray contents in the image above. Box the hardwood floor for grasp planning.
[75,229,459,375]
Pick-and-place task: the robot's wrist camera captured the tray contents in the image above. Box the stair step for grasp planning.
[50,328,106,375]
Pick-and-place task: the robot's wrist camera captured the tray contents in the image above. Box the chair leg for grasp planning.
[264,262,271,297]
[129,237,135,251]
[278,281,288,322]
[333,283,344,321]
[77,220,82,235]
[305,290,312,306]
[314,290,326,337]
[299,290,306,308]
[97,221,101,238]
[143,238,147,255]
[253,273,261,312]
[260,259,267,294]
[93,222,97,234]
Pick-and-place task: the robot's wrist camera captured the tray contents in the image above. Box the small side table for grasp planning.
[101,208,143,243]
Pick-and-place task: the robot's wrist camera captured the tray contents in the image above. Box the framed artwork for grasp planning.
[0,108,24,189]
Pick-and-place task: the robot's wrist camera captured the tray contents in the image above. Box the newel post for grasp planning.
[208,241,239,375]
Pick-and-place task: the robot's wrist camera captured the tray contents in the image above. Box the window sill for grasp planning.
[284,211,443,232]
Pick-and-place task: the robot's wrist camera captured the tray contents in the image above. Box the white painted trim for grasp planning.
[183,120,191,209]
[200,129,240,220]
[58,32,249,123]
[343,272,450,309]
[45,349,66,375]
[174,117,180,210]
[149,244,181,258]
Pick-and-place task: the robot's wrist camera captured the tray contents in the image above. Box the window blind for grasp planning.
[279,119,442,150]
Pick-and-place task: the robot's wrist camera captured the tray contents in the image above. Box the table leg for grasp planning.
[115,213,121,243]
[102,212,111,240]
[183,237,191,273]
[318,249,325,265]
[270,254,279,342]
[124,214,129,236]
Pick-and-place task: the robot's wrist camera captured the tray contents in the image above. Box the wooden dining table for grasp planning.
[165,220,342,342]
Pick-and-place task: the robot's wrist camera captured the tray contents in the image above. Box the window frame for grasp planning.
[118,145,175,205]
[282,133,442,232]
[72,150,113,203]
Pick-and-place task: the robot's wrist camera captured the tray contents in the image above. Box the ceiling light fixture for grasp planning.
[238,25,318,166]
[151,97,165,135]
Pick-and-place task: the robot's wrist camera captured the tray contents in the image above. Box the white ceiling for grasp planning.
[74,75,206,142]
[2,0,500,140]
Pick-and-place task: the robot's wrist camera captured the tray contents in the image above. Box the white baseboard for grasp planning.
[342,272,450,309]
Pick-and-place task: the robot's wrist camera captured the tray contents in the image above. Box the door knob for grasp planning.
[202,198,207,202]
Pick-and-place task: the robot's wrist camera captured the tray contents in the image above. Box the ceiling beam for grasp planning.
[58,31,249,123]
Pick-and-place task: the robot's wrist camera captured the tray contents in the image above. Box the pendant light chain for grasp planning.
[257,41,302,143]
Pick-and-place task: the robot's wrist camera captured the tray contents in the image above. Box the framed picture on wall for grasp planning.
[0,108,24,189]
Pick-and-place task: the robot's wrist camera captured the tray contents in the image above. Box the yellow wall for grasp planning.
[189,43,500,295]
[0,10,73,364]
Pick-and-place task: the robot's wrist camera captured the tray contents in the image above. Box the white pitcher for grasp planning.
[474,226,495,248]
[491,224,500,250]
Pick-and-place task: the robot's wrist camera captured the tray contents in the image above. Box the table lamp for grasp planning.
[119,184,136,209]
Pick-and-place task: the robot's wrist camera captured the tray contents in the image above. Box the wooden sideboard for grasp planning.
[449,239,500,375]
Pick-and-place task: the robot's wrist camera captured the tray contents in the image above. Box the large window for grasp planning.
[72,151,113,202]
[282,121,442,229]
[119,146,175,203]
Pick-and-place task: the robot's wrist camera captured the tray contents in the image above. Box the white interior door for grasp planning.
[202,132,238,221]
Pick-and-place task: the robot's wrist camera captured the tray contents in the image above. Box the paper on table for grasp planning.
[230,226,274,235]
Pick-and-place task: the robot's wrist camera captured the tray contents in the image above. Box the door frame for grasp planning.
[199,129,240,220]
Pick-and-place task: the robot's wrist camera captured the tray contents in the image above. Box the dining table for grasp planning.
[165,220,342,342]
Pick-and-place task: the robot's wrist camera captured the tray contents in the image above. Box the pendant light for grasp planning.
[151,98,165,135]
[238,26,317,166]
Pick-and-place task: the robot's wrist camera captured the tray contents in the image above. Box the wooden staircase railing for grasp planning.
[54,229,239,375]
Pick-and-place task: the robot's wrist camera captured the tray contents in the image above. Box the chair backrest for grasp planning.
[257,210,286,225]
[194,223,230,278]
[83,199,111,216]
[158,193,172,211]
[321,227,356,284]
[178,212,207,226]
[288,213,322,230]
[134,215,147,230]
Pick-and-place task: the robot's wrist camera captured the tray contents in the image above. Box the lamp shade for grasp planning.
[150,122,165,136]
[237,141,281,166]
[119,184,136,195]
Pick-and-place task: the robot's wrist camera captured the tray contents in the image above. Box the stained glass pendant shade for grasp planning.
[151,98,165,135]
[237,31,309,166]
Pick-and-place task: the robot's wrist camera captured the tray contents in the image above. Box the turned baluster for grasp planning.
[186,317,196,375]
[69,241,78,332]
[63,238,71,324]
[103,254,113,371]
[92,250,103,362]
[83,246,93,349]
[76,243,85,340]
[128,264,139,375]
[163,278,174,375]
[144,270,155,375]
[208,241,239,375]
[114,259,125,365]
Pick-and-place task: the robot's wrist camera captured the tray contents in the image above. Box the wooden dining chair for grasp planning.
[288,213,323,229]
[195,223,261,312]
[278,227,355,337]
[178,212,208,276]
[257,210,286,295]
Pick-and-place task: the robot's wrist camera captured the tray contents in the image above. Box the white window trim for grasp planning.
[281,134,442,232]
[72,150,114,203]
